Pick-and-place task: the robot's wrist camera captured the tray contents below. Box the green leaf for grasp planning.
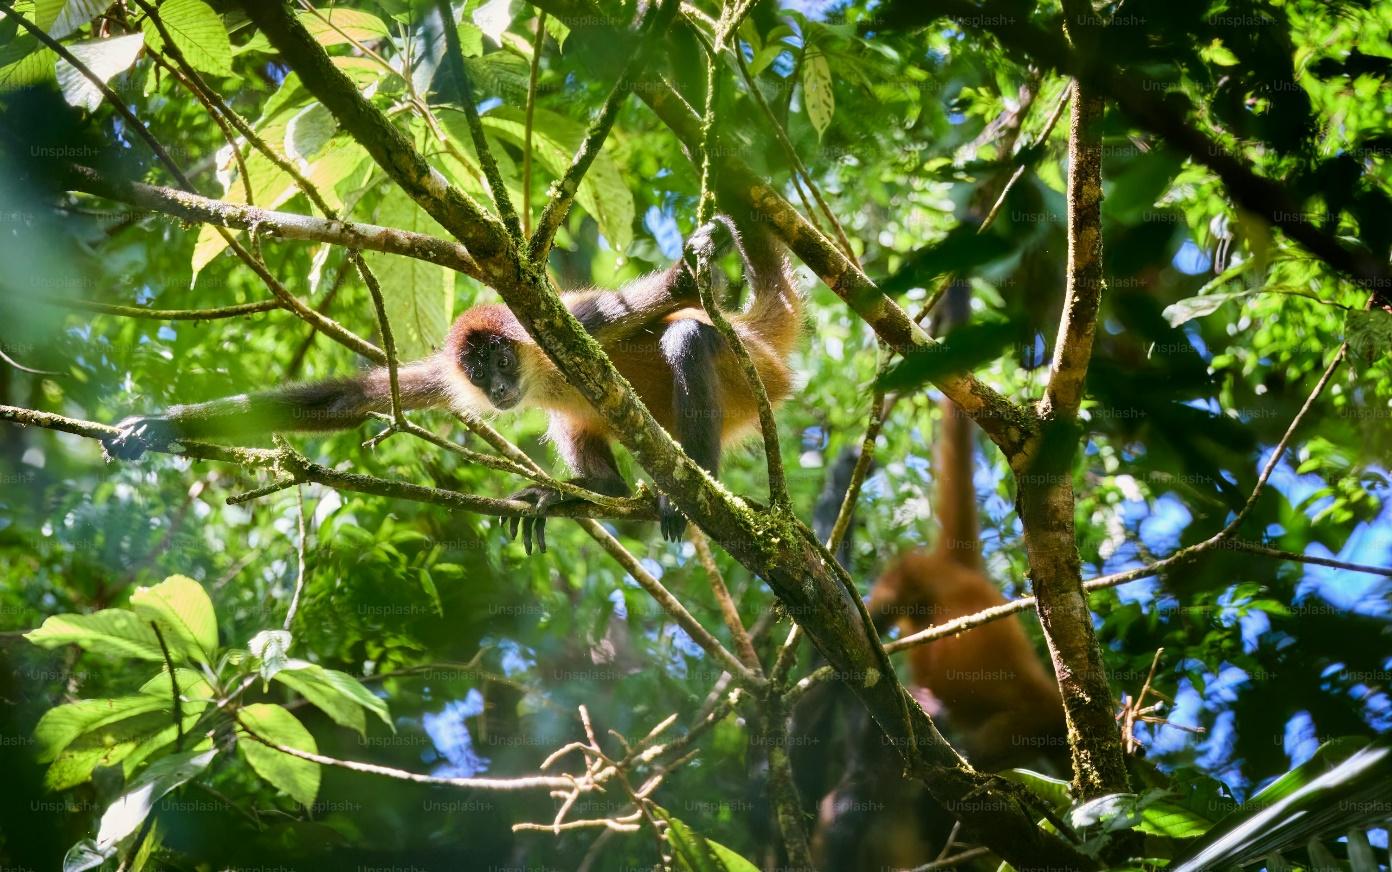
[141,0,231,76]
[238,8,389,55]
[1136,799,1213,838]
[300,8,390,47]
[249,629,293,681]
[880,225,1014,294]
[1171,740,1392,872]
[95,748,216,849]
[137,668,215,706]
[274,660,392,735]
[802,48,834,138]
[42,710,178,791]
[0,35,55,91]
[34,696,167,762]
[481,106,634,250]
[364,186,456,358]
[237,703,320,808]
[26,609,164,661]
[1345,308,1392,363]
[652,806,759,872]
[56,33,144,111]
[543,15,569,50]
[878,318,1023,392]
[748,44,787,76]
[457,21,485,58]
[1000,768,1072,810]
[129,575,218,666]
[1162,292,1252,327]
[39,0,107,39]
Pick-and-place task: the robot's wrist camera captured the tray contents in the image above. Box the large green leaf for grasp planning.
[652,806,759,872]
[0,35,55,90]
[1171,740,1392,872]
[129,575,218,666]
[95,748,216,849]
[56,33,144,111]
[34,696,168,762]
[26,609,164,661]
[363,186,456,358]
[481,106,634,251]
[237,703,320,808]
[238,9,389,54]
[37,0,107,39]
[141,0,231,76]
[802,48,834,138]
[42,710,177,791]
[273,660,392,736]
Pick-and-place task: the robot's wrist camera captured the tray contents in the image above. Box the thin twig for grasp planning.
[692,36,788,508]
[238,719,583,791]
[284,487,309,630]
[38,297,283,321]
[150,623,184,750]
[575,518,765,689]
[523,11,546,238]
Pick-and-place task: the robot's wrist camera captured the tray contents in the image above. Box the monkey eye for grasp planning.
[495,349,514,372]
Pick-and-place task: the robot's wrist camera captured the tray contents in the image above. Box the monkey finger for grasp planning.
[521,517,536,555]
[535,517,547,553]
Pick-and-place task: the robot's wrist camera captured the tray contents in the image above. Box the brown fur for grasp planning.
[870,395,1067,772]
[442,235,800,458]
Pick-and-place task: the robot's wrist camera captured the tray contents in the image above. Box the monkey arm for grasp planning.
[104,361,449,459]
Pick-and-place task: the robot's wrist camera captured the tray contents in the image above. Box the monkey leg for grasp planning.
[658,318,724,541]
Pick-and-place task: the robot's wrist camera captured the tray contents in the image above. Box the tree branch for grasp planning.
[1016,0,1129,796]
[0,405,654,522]
[62,164,483,285]
[911,0,1390,300]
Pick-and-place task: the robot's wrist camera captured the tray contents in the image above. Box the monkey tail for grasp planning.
[159,361,451,440]
[930,280,982,568]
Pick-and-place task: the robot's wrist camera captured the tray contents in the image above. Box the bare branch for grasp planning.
[38,296,283,321]
[0,405,655,522]
[62,165,482,284]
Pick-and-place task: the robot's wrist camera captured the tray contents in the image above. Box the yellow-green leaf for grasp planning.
[363,186,456,358]
[237,703,319,807]
[142,0,231,76]
[26,609,164,661]
[802,48,834,138]
[129,575,218,665]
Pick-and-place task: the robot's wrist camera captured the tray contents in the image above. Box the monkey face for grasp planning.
[460,334,523,410]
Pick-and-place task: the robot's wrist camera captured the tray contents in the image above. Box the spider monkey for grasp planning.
[869,281,1067,773]
[102,215,800,551]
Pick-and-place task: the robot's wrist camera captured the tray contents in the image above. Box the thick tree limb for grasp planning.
[1020,0,1128,794]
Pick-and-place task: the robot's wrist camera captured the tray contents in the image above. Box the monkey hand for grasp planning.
[102,415,178,461]
[501,485,567,555]
[684,216,737,262]
[657,494,689,542]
